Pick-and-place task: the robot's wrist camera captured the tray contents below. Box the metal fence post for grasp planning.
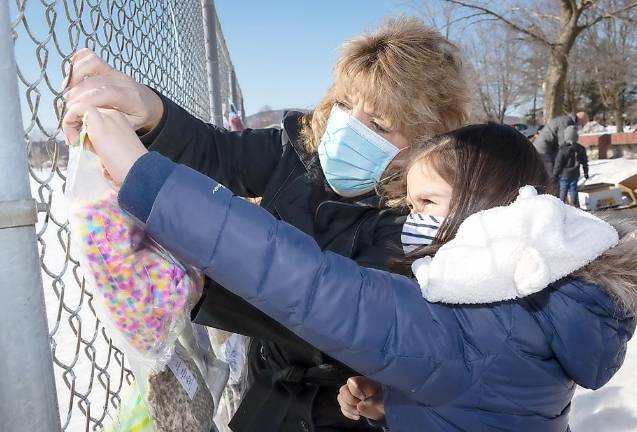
[229,69,237,110]
[0,1,61,431]
[240,95,246,123]
[201,0,224,126]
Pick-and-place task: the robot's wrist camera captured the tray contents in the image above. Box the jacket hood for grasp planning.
[408,191,636,389]
[413,187,620,304]
[282,111,313,169]
[572,212,637,317]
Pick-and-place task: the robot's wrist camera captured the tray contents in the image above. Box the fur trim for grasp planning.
[572,212,637,316]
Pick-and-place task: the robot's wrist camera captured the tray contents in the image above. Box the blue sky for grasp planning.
[215,0,415,116]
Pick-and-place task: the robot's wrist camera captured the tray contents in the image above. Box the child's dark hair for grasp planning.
[392,123,551,275]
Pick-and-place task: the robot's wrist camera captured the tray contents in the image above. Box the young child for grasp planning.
[81,112,636,432]
[553,125,589,207]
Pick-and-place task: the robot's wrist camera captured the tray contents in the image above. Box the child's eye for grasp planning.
[409,198,433,212]
[420,199,434,208]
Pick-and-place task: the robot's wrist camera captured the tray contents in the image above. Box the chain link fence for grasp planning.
[214,10,244,122]
[6,0,243,430]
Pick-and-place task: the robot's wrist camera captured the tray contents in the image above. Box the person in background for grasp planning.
[553,125,589,207]
[534,111,589,180]
[224,100,245,132]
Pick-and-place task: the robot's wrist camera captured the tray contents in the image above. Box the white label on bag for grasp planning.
[167,352,198,400]
[193,323,212,353]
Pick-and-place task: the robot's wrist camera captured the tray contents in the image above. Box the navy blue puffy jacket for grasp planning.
[119,153,635,432]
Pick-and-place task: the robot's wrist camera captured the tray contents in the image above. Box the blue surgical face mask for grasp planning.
[401,212,445,254]
[318,105,401,197]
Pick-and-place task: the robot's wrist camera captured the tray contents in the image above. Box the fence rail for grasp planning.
[3,1,244,430]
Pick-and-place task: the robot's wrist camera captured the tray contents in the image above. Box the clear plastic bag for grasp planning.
[66,124,216,431]
[181,323,231,414]
[106,341,217,432]
[147,341,215,431]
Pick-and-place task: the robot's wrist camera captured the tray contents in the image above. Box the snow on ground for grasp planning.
[582,122,637,135]
[30,168,637,431]
[572,340,637,431]
[580,159,637,187]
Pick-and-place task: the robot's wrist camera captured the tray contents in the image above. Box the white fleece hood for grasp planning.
[413,186,620,304]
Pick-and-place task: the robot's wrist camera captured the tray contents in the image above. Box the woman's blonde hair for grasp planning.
[299,16,470,154]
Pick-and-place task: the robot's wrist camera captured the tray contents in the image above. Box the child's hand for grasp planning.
[66,104,148,187]
[337,376,385,422]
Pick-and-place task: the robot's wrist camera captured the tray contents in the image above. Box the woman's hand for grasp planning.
[337,376,385,422]
[73,105,148,187]
[61,48,164,145]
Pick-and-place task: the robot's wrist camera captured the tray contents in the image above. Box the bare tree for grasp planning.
[399,1,460,38]
[563,32,591,114]
[518,41,550,124]
[438,0,637,123]
[467,24,525,122]
[583,0,637,132]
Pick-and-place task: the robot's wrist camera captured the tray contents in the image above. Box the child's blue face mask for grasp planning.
[318,105,402,197]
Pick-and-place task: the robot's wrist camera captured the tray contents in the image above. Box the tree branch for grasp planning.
[566,0,579,13]
[578,0,597,13]
[578,0,637,31]
[510,6,560,22]
[447,11,487,28]
[441,0,552,45]
[459,15,510,33]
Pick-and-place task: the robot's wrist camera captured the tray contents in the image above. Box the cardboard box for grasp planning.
[577,183,625,210]
[616,173,637,206]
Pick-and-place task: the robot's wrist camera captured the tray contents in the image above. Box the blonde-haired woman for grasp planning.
[63,16,470,432]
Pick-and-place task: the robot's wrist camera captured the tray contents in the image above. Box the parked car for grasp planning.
[510,123,543,139]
